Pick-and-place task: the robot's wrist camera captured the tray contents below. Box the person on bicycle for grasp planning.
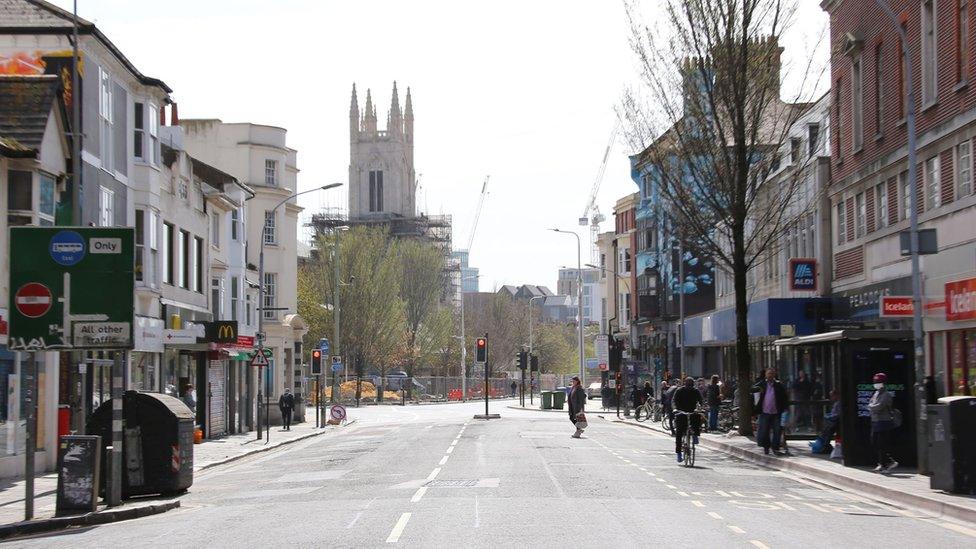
[673,377,703,462]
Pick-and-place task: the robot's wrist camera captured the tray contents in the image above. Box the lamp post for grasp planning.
[458,274,480,401]
[875,0,925,472]
[527,295,546,405]
[257,183,342,441]
[551,229,586,382]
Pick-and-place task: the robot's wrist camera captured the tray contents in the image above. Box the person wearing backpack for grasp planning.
[867,373,899,473]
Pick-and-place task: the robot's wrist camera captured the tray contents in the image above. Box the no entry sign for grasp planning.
[14,283,52,319]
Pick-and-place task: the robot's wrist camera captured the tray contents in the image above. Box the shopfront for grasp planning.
[927,276,976,397]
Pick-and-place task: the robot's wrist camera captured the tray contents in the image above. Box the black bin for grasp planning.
[927,396,976,494]
[88,391,195,498]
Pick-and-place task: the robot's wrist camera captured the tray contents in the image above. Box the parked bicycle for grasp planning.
[634,398,660,423]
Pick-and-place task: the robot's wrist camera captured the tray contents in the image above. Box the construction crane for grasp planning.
[467,176,489,252]
[579,122,620,264]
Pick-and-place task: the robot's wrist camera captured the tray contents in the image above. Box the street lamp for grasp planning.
[458,274,480,401]
[550,229,586,382]
[527,294,546,404]
[257,183,342,442]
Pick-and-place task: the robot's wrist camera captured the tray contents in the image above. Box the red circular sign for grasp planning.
[15,283,53,319]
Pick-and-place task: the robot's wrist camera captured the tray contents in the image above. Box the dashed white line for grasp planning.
[707,511,723,520]
[438,455,449,465]
[645,471,656,477]
[386,513,411,543]
[676,491,689,497]
[410,487,427,503]
[346,511,363,529]
[656,478,666,483]
[426,468,441,481]
[446,446,454,454]
[750,540,770,549]
[691,500,705,508]
[450,440,458,447]
[728,526,746,534]
[666,484,677,489]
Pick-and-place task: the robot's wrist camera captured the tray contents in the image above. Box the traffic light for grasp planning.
[311,349,322,375]
[517,351,527,370]
[609,339,621,372]
[530,354,539,372]
[475,337,488,363]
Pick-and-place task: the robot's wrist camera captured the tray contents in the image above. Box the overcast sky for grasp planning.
[51,0,828,293]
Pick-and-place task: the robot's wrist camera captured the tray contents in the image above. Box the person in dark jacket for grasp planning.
[568,376,587,438]
[642,381,654,403]
[706,375,722,431]
[601,384,611,411]
[752,368,788,455]
[278,388,296,431]
[868,372,898,473]
[630,385,642,409]
[673,377,703,462]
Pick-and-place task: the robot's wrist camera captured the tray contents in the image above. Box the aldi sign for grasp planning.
[880,296,914,317]
[789,258,817,291]
[946,277,976,322]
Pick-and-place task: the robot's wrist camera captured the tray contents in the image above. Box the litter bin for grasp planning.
[541,391,553,410]
[88,391,195,498]
[927,396,976,494]
[552,390,566,410]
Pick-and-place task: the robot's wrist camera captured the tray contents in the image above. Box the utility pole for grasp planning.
[527,295,545,407]
[333,226,342,397]
[677,238,685,379]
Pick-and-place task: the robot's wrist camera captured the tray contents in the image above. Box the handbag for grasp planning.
[575,412,588,430]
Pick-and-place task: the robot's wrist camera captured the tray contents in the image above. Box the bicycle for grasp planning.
[634,398,656,422]
[661,407,673,434]
[716,400,737,433]
[673,409,704,467]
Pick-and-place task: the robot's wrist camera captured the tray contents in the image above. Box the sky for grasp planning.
[50,0,829,293]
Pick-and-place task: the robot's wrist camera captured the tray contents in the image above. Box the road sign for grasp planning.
[251,349,270,367]
[14,283,53,319]
[318,338,330,354]
[330,404,346,421]
[595,334,609,370]
[331,355,343,372]
[9,227,134,350]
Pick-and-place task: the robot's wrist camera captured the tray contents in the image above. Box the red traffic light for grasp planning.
[476,338,486,347]
[312,350,321,358]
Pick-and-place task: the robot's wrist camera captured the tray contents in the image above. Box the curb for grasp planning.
[615,419,976,525]
[506,405,566,413]
[195,419,358,472]
[0,500,180,541]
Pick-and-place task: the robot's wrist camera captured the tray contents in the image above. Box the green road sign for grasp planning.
[9,227,134,350]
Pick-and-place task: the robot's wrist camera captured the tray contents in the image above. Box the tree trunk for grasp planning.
[732,229,754,436]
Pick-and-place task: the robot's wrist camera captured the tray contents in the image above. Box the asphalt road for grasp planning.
[11,400,976,548]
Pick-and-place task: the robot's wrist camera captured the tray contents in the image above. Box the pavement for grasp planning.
[2,398,973,547]
[0,407,343,538]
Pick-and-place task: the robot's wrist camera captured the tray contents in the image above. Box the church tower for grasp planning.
[348,82,416,219]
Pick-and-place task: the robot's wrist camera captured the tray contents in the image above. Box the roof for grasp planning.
[0,74,60,158]
[543,295,573,307]
[191,157,238,190]
[0,0,172,93]
[497,285,517,296]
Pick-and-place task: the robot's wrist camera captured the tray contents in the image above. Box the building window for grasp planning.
[619,249,631,274]
[837,201,847,245]
[163,222,174,285]
[925,155,942,210]
[369,170,384,212]
[231,207,241,241]
[194,236,203,293]
[957,140,973,196]
[873,43,884,136]
[149,210,158,287]
[231,276,240,321]
[99,67,113,170]
[7,169,32,212]
[178,180,189,201]
[957,0,970,84]
[790,137,801,163]
[263,211,276,244]
[599,253,606,279]
[148,104,159,165]
[211,212,220,248]
[855,192,866,237]
[852,55,864,151]
[179,230,190,289]
[211,277,223,319]
[875,182,889,230]
[134,102,144,160]
[922,0,938,105]
[263,273,277,320]
[900,171,912,220]
[99,186,114,227]
[834,79,843,159]
[135,209,146,283]
[808,124,820,157]
[265,159,277,186]
[246,293,253,326]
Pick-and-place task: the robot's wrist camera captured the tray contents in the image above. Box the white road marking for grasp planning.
[450,440,458,447]
[728,526,746,534]
[666,484,677,489]
[446,446,454,454]
[438,455,449,465]
[656,478,666,483]
[715,490,731,498]
[801,502,831,513]
[426,468,441,481]
[386,513,411,543]
[676,491,689,497]
[346,511,363,529]
[750,541,771,549]
[691,500,705,508]
[775,501,797,511]
[410,487,427,503]
[645,471,656,477]
[707,511,723,520]
[935,521,976,538]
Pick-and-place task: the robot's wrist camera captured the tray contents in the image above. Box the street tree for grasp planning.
[397,238,449,380]
[621,0,821,434]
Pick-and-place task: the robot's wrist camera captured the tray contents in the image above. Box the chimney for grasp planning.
[170,102,179,126]
[160,104,167,126]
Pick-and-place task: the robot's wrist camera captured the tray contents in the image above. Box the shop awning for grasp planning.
[774,329,913,346]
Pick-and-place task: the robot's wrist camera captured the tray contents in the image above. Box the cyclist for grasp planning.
[673,377,703,463]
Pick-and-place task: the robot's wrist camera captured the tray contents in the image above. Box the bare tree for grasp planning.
[621,0,822,435]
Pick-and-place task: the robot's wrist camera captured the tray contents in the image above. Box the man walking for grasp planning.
[706,375,722,432]
[868,373,898,473]
[568,376,587,438]
[511,380,518,397]
[752,368,788,455]
[278,388,296,431]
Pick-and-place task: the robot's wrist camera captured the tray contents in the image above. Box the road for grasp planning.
[12,400,976,548]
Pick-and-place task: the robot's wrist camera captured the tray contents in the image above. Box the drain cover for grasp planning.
[426,479,479,487]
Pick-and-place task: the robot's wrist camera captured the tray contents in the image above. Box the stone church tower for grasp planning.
[348,82,415,219]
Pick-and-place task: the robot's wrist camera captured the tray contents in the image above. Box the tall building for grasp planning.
[556,268,602,325]
[453,249,479,293]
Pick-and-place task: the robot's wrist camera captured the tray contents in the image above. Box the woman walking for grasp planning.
[568,376,587,438]
[868,373,899,473]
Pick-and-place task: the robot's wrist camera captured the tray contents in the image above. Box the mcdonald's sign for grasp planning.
[205,321,238,344]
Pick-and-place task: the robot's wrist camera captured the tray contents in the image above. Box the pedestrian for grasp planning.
[630,384,642,409]
[642,381,654,404]
[697,378,708,401]
[706,375,722,431]
[791,370,813,428]
[568,376,587,438]
[279,388,296,431]
[510,380,518,397]
[752,368,788,455]
[868,373,899,473]
[181,384,197,412]
[601,384,611,411]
